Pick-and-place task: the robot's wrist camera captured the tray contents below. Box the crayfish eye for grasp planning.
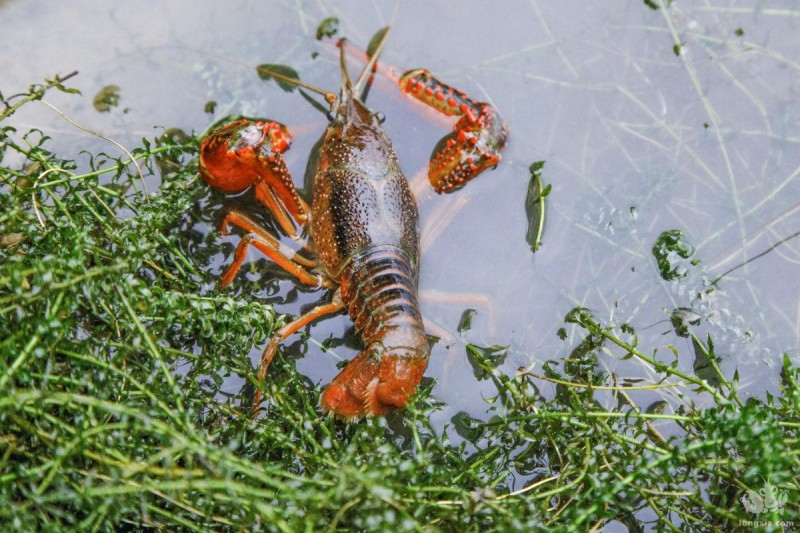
[326,111,335,122]
[374,112,386,124]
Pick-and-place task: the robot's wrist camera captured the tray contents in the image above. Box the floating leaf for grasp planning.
[466,344,507,381]
[256,64,300,92]
[525,161,549,253]
[92,84,120,112]
[652,229,698,281]
[366,27,390,59]
[316,17,339,40]
[643,0,672,9]
[457,308,477,334]
[670,307,701,337]
[451,411,486,442]
[645,400,668,415]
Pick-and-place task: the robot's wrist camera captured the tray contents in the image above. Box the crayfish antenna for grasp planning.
[338,37,355,97]
[350,26,392,95]
[255,65,337,112]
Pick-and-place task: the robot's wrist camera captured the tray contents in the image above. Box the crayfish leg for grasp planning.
[252,294,346,414]
[253,180,309,240]
[398,68,480,120]
[217,209,322,289]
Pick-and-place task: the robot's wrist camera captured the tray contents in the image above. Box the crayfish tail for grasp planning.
[321,344,428,418]
[321,245,430,417]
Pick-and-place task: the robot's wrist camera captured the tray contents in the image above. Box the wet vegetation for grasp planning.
[1,74,798,531]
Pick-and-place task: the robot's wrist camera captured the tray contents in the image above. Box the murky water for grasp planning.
[3,0,799,429]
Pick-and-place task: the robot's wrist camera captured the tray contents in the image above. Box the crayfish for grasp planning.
[198,28,508,418]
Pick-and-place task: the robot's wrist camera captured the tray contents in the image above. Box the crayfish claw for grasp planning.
[397,68,509,193]
[429,106,508,193]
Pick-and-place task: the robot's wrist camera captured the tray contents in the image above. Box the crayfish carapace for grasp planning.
[198,28,508,418]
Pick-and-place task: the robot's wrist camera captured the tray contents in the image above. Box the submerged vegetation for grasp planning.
[1,72,799,532]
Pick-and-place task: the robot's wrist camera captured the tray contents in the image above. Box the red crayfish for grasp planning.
[198,29,508,418]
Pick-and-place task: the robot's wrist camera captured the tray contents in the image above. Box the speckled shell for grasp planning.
[311,97,420,280]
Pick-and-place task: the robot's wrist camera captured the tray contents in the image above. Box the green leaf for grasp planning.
[525,161,548,253]
[316,17,339,40]
[652,229,697,281]
[366,27,390,59]
[457,308,477,334]
[620,322,638,348]
[645,400,668,415]
[691,335,722,388]
[466,344,507,381]
[47,71,81,95]
[256,64,301,92]
[55,85,81,95]
[92,85,120,113]
[565,306,593,326]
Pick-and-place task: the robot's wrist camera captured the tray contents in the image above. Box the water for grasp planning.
[3,0,799,427]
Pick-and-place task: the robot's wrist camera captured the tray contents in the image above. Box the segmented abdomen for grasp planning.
[342,245,428,357]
